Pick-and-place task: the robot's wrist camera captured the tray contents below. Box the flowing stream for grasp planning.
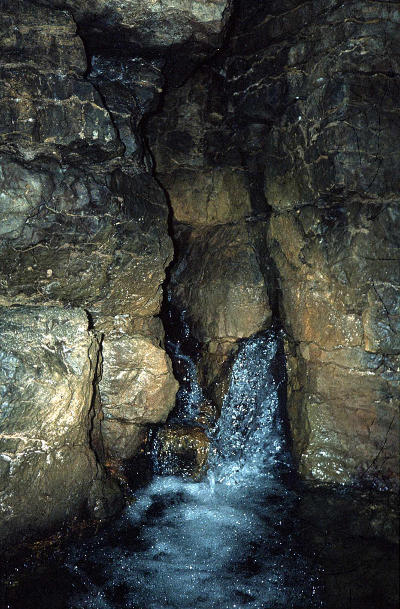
[63,330,320,609]
[2,326,398,609]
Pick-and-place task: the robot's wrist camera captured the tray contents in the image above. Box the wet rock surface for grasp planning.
[35,0,230,82]
[1,330,397,609]
[0,0,237,544]
[269,204,400,487]
[100,333,178,459]
[147,0,400,490]
[150,66,274,405]
[0,306,122,549]
[203,0,400,488]
[0,0,399,560]
[154,424,210,481]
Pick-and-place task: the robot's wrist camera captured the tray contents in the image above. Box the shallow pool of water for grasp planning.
[1,331,398,609]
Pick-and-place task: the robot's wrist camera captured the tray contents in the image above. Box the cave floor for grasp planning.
[1,477,398,609]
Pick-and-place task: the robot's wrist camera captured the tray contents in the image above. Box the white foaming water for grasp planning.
[67,332,319,609]
[166,338,204,424]
[211,333,286,486]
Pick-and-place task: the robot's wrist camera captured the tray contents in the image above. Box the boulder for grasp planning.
[172,222,271,343]
[0,306,122,549]
[154,424,210,481]
[99,334,178,459]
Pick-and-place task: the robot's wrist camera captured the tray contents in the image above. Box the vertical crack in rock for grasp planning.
[147,0,400,491]
[0,0,399,553]
[0,0,231,547]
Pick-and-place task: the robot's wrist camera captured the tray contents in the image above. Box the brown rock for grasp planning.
[99,334,178,458]
[154,425,210,481]
[172,222,272,344]
[161,168,252,227]
[269,203,400,488]
[0,306,122,548]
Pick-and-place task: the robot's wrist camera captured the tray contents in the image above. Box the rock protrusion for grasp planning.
[0,306,122,549]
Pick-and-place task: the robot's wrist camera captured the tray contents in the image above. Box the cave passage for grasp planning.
[0,1,399,606]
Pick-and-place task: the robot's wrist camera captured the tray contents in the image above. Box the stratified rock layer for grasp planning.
[0,306,122,549]
[0,0,232,547]
[224,0,400,487]
[151,0,399,489]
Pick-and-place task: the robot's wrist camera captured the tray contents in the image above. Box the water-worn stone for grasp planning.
[0,306,122,549]
[172,222,271,343]
[212,0,400,489]
[154,424,210,481]
[0,1,178,475]
[100,334,178,459]
[148,0,400,489]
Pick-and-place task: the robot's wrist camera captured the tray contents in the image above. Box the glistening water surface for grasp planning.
[69,332,318,609]
[1,331,398,609]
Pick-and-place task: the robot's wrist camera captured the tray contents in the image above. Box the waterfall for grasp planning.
[63,327,319,609]
[4,323,394,609]
[211,332,288,486]
[164,338,205,424]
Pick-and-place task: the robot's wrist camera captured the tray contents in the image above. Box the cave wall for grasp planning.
[0,0,230,547]
[224,0,400,487]
[0,0,398,549]
[148,67,274,405]
[150,0,400,488]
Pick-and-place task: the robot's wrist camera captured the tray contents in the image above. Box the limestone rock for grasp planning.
[161,168,252,227]
[220,0,400,489]
[172,222,271,343]
[269,203,400,488]
[149,68,251,226]
[154,424,210,481]
[0,306,122,548]
[0,1,175,474]
[149,59,273,408]
[100,334,178,459]
[35,0,231,84]
[39,0,230,50]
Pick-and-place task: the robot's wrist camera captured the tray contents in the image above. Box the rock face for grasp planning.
[149,67,273,403]
[0,0,398,553]
[0,0,233,546]
[222,0,400,488]
[269,206,399,487]
[154,424,210,481]
[0,307,122,548]
[36,0,231,85]
[0,2,179,470]
[150,0,399,489]
[100,333,178,460]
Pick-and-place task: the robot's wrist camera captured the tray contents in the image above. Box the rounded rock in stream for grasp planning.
[154,424,210,481]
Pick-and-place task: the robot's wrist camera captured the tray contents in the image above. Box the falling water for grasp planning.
[60,329,320,609]
[3,326,398,609]
[211,333,287,485]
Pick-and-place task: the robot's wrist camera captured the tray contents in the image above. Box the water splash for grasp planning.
[166,337,204,424]
[65,329,320,609]
[210,332,287,486]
